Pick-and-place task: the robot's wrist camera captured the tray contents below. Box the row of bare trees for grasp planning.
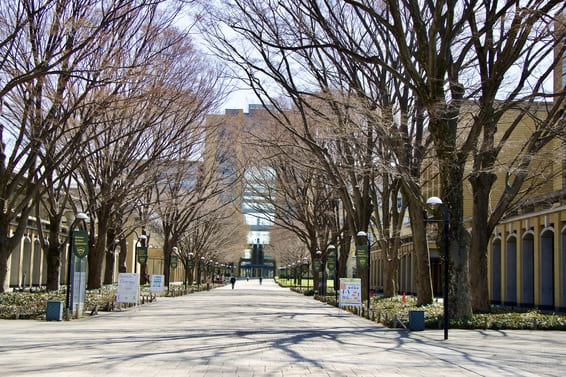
[198,0,566,318]
[0,0,244,292]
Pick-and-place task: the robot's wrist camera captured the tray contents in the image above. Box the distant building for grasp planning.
[204,105,277,278]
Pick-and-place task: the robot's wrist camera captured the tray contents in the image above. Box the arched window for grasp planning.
[491,238,502,304]
[505,235,517,306]
[522,233,535,307]
[540,229,555,310]
[22,235,32,288]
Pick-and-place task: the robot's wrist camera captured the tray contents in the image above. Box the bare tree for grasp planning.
[202,0,565,319]
[75,22,226,289]
[0,0,168,291]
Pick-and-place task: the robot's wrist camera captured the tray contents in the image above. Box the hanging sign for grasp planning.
[327,253,336,273]
[73,230,89,258]
[356,244,369,269]
[170,255,178,269]
[137,246,148,265]
[313,258,321,273]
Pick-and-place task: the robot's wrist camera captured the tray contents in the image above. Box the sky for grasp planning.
[221,88,260,112]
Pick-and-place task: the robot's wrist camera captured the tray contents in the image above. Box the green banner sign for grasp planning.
[313,258,321,273]
[302,263,308,275]
[170,255,178,269]
[356,244,369,269]
[187,259,194,269]
[137,246,148,265]
[73,230,89,258]
[199,262,204,272]
[327,253,336,273]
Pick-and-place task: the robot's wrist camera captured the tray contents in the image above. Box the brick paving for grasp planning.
[0,279,564,376]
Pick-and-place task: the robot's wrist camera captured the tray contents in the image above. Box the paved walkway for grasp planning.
[0,279,564,376]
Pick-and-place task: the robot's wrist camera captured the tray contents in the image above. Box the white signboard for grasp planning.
[339,278,362,307]
[116,273,139,303]
[150,274,165,293]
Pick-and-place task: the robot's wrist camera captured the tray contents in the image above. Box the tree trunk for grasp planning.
[45,215,65,291]
[118,237,128,273]
[407,196,433,306]
[443,160,473,320]
[141,264,149,285]
[0,247,9,292]
[45,241,63,291]
[382,256,398,297]
[103,228,117,285]
[103,251,115,285]
[88,217,108,290]
[469,172,497,312]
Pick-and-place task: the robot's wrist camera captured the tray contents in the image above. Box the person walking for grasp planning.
[259,276,263,285]
[230,276,236,289]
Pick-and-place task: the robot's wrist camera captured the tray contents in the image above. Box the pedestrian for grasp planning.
[259,276,263,285]
[230,276,236,289]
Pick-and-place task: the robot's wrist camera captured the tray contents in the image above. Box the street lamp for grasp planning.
[327,244,337,301]
[199,256,205,288]
[187,252,194,289]
[315,250,322,294]
[65,212,89,320]
[168,246,178,294]
[303,256,309,290]
[356,231,370,314]
[426,196,450,340]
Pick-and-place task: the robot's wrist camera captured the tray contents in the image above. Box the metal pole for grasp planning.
[65,222,76,320]
[134,239,139,274]
[335,253,339,303]
[367,237,370,314]
[443,210,450,340]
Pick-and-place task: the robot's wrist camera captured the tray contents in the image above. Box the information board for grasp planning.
[339,278,362,307]
[150,274,164,293]
[116,273,139,303]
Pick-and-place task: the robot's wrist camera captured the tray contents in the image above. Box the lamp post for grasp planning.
[327,245,337,300]
[187,252,194,289]
[303,256,309,290]
[315,250,322,294]
[65,212,89,320]
[292,263,296,288]
[356,231,370,314]
[167,247,174,294]
[426,196,450,340]
[199,256,205,288]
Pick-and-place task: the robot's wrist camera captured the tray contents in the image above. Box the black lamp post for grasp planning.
[426,196,450,340]
[303,256,309,290]
[199,256,204,288]
[65,212,89,320]
[187,252,194,289]
[315,250,323,294]
[327,244,337,300]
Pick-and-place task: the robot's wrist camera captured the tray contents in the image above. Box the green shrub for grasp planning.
[363,295,566,330]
